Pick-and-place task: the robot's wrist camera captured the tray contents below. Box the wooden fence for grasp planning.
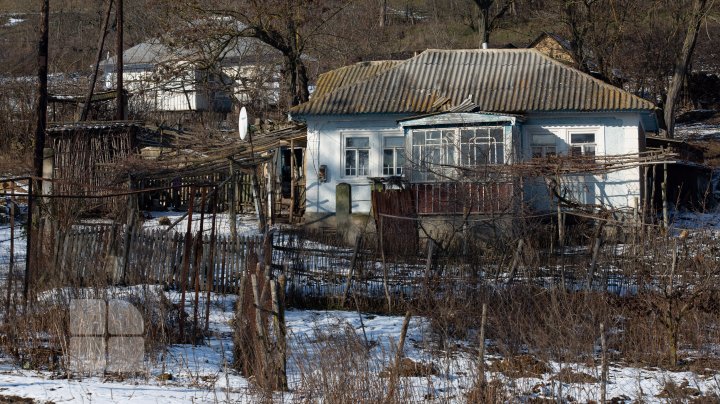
[53,225,262,292]
[51,227,430,300]
[50,225,645,302]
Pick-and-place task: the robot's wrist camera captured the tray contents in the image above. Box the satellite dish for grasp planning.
[238,107,248,141]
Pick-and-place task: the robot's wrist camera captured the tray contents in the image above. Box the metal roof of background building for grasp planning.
[290,49,655,116]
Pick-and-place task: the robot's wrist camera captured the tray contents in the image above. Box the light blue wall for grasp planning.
[301,110,650,215]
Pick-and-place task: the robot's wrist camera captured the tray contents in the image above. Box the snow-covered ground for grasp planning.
[675,120,720,142]
[0,289,717,403]
[142,211,263,238]
[0,223,24,269]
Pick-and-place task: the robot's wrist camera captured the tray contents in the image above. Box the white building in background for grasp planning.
[100,33,281,113]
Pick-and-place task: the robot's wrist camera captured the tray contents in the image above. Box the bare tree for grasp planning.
[664,0,714,138]
[472,0,516,48]
[167,0,349,108]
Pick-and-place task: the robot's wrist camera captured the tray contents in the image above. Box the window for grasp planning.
[460,128,504,166]
[410,126,504,182]
[411,130,456,181]
[383,136,405,176]
[531,134,557,158]
[570,133,596,157]
[345,137,370,176]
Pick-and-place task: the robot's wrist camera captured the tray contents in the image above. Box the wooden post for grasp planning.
[662,163,669,229]
[341,235,362,305]
[80,0,113,121]
[478,303,487,386]
[28,0,49,303]
[251,167,266,231]
[600,322,608,403]
[587,220,604,290]
[394,310,412,367]
[193,187,207,341]
[505,238,524,285]
[115,0,125,120]
[651,164,658,224]
[271,277,287,390]
[289,139,296,224]
[251,273,268,380]
[267,155,275,226]
[388,310,412,398]
[379,215,392,312]
[4,189,15,321]
[178,185,195,343]
[229,163,237,243]
[423,238,434,286]
[557,201,564,248]
[643,166,649,221]
[204,190,218,331]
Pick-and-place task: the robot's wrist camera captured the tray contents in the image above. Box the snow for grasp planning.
[3,17,24,27]
[142,211,262,238]
[0,288,716,403]
[0,223,25,269]
[675,121,720,141]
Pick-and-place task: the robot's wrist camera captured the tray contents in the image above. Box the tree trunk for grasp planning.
[476,0,492,48]
[81,0,114,121]
[379,0,387,27]
[664,0,708,138]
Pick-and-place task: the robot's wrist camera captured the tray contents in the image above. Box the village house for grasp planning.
[100,32,282,115]
[288,48,667,238]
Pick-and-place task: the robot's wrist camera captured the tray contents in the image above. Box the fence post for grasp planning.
[478,303,487,387]
[271,277,287,390]
[205,192,218,331]
[179,185,195,343]
[193,187,207,342]
[587,220,604,291]
[5,189,15,321]
[662,163,669,229]
[341,235,362,306]
[379,215,392,312]
[600,322,608,403]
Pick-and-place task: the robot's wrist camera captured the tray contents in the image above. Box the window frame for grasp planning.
[530,133,557,158]
[382,136,405,176]
[568,131,597,158]
[409,125,505,183]
[343,135,371,177]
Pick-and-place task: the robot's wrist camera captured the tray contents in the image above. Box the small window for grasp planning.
[570,133,596,157]
[345,136,370,176]
[383,136,405,176]
[531,134,557,158]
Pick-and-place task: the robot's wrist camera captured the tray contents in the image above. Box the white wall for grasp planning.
[305,114,408,214]
[522,112,644,211]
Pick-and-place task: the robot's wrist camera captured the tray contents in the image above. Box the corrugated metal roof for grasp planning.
[291,49,655,116]
[313,60,403,98]
[101,36,280,69]
[100,40,169,68]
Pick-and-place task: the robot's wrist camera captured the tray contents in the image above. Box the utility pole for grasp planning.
[115,0,125,120]
[28,0,50,302]
[34,0,49,183]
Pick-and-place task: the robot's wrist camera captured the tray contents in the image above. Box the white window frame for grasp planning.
[530,133,557,158]
[343,135,371,178]
[410,126,505,182]
[382,136,405,176]
[568,131,597,158]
